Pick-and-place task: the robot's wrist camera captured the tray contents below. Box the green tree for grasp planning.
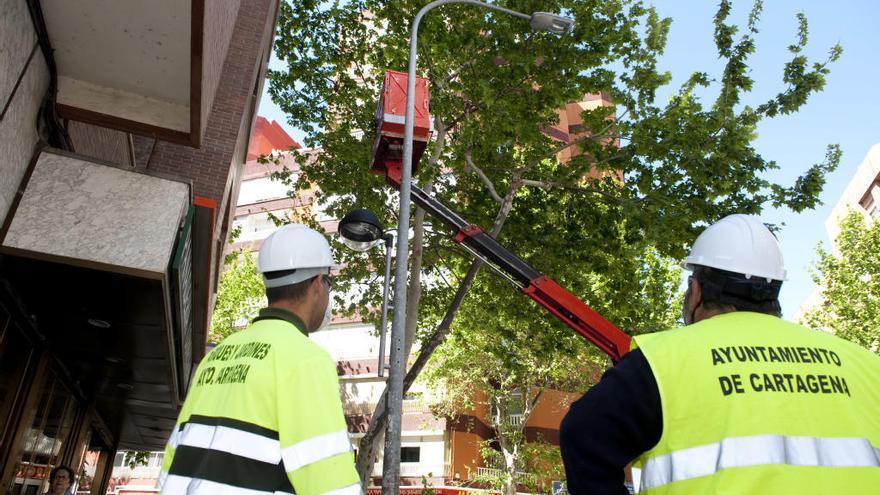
[466,439,566,494]
[803,211,880,352]
[268,0,841,482]
[518,440,567,494]
[124,451,151,469]
[209,251,266,344]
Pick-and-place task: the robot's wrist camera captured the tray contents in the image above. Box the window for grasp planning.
[72,433,110,495]
[400,447,420,463]
[859,179,880,220]
[860,189,876,217]
[0,317,35,450]
[5,369,77,495]
[237,177,293,205]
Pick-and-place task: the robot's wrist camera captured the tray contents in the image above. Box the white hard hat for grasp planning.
[258,224,341,288]
[682,214,786,282]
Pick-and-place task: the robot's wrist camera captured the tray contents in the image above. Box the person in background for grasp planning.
[47,465,74,495]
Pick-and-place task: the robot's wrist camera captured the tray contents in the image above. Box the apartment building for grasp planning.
[0,1,281,492]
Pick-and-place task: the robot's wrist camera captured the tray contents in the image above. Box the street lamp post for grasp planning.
[384,1,574,492]
[338,208,394,377]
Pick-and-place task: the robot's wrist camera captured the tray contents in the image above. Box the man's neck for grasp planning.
[268,302,310,328]
[695,306,737,322]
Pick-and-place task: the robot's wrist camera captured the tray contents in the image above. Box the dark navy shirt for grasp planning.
[560,349,663,494]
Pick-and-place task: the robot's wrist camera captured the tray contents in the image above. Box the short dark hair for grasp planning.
[264,270,315,304]
[50,465,74,483]
[693,265,782,317]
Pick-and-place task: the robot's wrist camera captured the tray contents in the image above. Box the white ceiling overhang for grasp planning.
[41,0,221,147]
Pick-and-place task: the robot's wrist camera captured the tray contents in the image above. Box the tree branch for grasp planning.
[435,54,484,91]
[520,179,627,204]
[465,149,503,204]
[528,387,545,413]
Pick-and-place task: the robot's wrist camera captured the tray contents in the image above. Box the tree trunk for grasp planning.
[403,179,433,360]
[402,123,445,361]
[355,259,484,486]
[502,446,518,495]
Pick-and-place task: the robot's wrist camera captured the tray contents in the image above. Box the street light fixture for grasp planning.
[530,12,576,34]
[338,208,394,378]
[339,208,384,252]
[383,1,576,492]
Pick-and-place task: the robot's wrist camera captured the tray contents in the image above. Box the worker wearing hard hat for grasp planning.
[559,214,880,494]
[158,224,361,495]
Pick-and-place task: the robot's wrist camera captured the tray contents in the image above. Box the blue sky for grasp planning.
[651,0,880,318]
[256,1,879,320]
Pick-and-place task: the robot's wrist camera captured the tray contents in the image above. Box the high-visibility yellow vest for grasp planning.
[159,309,361,495]
[633,311,880,494]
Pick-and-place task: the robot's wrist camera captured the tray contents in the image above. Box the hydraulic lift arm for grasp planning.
[382,165,632,362]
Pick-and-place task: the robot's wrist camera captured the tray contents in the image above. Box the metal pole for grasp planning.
[377,234,393,377]
[382,1,533,492]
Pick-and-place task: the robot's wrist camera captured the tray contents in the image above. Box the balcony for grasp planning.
[0,149,201,450]
[402,400,432,414]
[111,466,162,481]
[398,463,451,478]
[345,400,432,415]
[39,0,242,146]
[475,466,537,485]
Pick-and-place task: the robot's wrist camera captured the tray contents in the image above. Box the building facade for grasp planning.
[825,143,880,240]
[0,1,281,493]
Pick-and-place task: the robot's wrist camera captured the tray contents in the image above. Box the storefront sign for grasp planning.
[15,462,49,480]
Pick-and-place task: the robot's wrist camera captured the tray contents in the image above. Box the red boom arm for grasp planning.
[382,164,631,362]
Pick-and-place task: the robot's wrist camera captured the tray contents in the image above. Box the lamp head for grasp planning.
[339,208,384,252]
[530,12,575,34]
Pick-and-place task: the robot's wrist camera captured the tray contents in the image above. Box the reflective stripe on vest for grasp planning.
[173,422,356,477]
[163,475,360,495]
[282,429,353,472]
[640,434,880,491]
[162,474,295,495]
[177,421,283,464]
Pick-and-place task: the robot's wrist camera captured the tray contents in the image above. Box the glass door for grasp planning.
[0,312,36,458]
[5,370,77,495]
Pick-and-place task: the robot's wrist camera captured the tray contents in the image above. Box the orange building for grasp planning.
[246,116,302,161]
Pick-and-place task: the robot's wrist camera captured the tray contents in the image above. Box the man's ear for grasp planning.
[690,278,702,308]
[309,275,323,296]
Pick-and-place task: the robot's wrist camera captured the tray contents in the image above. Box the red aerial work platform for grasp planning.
[371,70,432,176]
